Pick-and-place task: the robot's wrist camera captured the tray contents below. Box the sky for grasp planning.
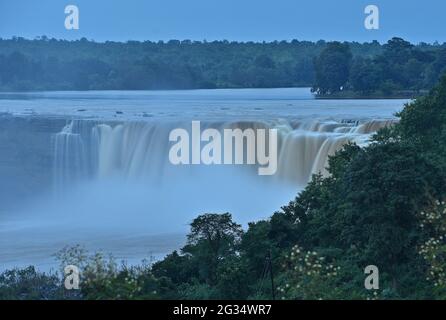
[0,0,444,43]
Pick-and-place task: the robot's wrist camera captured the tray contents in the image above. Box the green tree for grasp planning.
[349,57,381,94]
[183,213,243,285]
[312,42,352,94]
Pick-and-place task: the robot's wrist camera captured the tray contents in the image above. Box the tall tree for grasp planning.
[183,213,243,284]
[312,42,352,95]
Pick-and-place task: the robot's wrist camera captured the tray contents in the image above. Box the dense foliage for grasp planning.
[1,37,445,93]
[313,38,446,97]
[2,75,446,300]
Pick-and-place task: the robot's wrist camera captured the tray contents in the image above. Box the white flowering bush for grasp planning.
[418,200,446,293]
[278,245,342,300]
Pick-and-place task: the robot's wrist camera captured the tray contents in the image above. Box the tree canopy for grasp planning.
[1,37,445,94]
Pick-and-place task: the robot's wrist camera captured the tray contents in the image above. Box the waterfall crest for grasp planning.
[54,118,396,187]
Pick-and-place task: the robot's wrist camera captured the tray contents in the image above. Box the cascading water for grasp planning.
[53,122,87,191]
[53,120,98,192]
[274,119,392,182]
[54,118,395,187]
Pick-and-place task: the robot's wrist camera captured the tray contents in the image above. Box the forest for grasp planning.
[312,37,446,97]
[1,37,446,96]
[2,74,446,300]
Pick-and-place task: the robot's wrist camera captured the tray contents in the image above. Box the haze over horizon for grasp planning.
[0,0,444,44]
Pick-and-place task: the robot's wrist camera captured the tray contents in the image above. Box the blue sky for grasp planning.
[0,0,444,43]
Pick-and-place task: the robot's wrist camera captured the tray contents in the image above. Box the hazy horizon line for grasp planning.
[1,36,445,46]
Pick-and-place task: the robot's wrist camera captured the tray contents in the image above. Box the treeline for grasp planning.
[0,36,442,92]
[313,37,446,97]
[3,76,446,300]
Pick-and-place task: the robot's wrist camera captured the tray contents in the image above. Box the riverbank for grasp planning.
[315,89,428,100]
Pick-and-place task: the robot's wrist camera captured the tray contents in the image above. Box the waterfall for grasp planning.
[351,119,397,134]
[53,121,88,191]
[53,118,396,187]
[276,119,397,182]
[53,120,99,191]
[92,122,174,180]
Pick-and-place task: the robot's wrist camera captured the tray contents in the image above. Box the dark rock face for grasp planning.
[0,115,67,211]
